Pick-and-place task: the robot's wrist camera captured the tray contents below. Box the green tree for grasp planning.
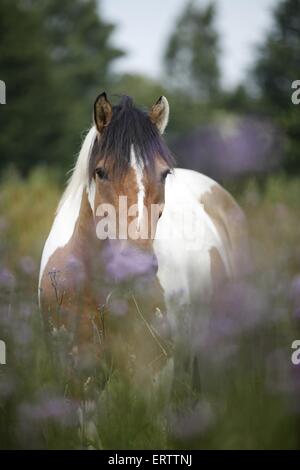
[0,0,123,174]
[0,0,57,173]
[164,0,220,102]
[253,0,300,173]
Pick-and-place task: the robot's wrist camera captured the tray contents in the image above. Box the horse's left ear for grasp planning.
[149,96,169,134]
[94,92,113,133]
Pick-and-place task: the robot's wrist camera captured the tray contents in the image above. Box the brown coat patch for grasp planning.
[40,192,101,347]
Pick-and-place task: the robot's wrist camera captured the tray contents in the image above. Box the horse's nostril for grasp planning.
[158,211,162,218]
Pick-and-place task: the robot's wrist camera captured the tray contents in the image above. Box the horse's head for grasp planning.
[87,93,173,280]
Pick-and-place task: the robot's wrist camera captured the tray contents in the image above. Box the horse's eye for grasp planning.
[161,169,171,183]
[95,167,108,181]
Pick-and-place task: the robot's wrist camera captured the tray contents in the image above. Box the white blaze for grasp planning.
[130,146,145,228]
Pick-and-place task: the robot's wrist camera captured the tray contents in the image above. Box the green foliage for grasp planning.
[0,167,60,262]
[254,0,300,111]
[0,0,123,174]
[160,1,227,137]
[253,0,300,173]
[220,85,255,114]
[0,0,58,172]
[164,0,220,102]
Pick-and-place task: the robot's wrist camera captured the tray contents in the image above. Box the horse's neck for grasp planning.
[42,187,96,278]
[67,190,96,266]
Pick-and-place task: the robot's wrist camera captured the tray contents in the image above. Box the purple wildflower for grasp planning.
[102,241,158,283]
[18,393,78,427]
[0,267,16,290]
[65,254,86,286]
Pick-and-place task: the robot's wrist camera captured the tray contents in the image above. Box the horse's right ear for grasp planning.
[94,92,113,133]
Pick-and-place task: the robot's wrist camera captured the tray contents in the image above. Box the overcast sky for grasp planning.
[101,0,280,89]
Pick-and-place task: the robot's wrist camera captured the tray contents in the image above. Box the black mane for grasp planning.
[89,95,174,180]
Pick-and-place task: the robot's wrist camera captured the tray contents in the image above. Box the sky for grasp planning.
[101,0,280,89]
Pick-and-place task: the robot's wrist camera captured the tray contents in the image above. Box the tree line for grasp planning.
[0,0,299,175]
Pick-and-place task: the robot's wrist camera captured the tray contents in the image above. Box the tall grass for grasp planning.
[0,168,299,449]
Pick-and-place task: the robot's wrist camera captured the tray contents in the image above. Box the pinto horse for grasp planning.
[39,93,250,396]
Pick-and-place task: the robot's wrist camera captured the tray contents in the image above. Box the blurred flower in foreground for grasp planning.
[0,267,15,290]
[102,241,158,283]
[18,392,78,426]
[16,392,78,448]
[172,116,283,180]
[193,281,267,364]
[65,254,86,286]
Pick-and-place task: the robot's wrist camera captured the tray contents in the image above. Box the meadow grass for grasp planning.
[0,168,299,449]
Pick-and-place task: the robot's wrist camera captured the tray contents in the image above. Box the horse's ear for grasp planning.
[149,96,169,134]
[94,92,113,133]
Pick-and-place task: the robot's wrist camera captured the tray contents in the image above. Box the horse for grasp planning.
[39,92,250,417]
